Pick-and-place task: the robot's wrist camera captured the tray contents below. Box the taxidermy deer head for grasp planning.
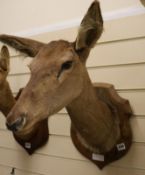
[0,46,48,154]
[0,0,132,168]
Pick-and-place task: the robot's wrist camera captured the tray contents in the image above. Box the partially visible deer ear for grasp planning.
[75,0,103,62]
[140,0,145,7]
[0,45,10,71]
[0,34,45,57]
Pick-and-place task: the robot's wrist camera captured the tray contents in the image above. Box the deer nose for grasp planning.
[6,115,26,132]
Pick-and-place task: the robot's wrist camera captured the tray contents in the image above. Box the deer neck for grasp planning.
[66,71,120,153]
[0,81,15,116]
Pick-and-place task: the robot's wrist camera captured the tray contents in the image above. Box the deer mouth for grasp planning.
[6,116,26,132]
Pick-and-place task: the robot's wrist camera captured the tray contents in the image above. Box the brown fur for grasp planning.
[0,46,15,115]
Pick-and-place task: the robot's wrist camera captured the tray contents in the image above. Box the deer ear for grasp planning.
[0,45,10,71]
[0,34,45,57]
[140,0,145,7]
[75,0,103,61]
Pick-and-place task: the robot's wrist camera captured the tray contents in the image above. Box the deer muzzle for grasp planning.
[6,114,26,132]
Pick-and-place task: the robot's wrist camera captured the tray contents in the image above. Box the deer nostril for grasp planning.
[6,116,26,132]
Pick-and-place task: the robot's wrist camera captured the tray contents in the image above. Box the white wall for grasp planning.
[0,0,143,34]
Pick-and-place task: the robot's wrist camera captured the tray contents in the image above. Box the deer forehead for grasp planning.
[30,41,78,71]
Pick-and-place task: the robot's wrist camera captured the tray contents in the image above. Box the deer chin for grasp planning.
[14,121,38,136]
[14,114,49,136]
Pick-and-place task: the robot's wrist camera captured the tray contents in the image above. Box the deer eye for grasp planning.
[57,60,73,78]
[0,65,7,72]
[61,60,73,70]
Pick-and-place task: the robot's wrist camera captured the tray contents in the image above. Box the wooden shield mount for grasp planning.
[13,119,49,155]
[71,83,133,169]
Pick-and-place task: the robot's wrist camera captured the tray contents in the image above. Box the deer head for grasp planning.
[0,46,49,154]
[0,0,103,135]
